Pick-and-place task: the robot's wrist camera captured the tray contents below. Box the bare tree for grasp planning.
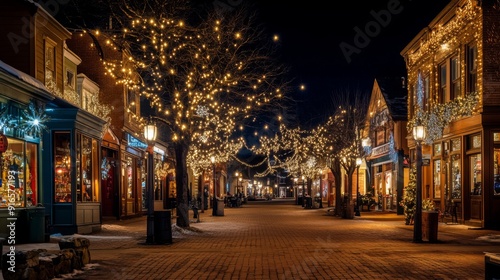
[315,88,369,217]
[64,0,292,227]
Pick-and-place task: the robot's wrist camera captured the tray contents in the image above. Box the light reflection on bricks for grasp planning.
[63,199,500,279]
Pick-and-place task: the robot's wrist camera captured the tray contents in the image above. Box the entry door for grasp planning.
[469,154,482,220]
[101,157,117,217]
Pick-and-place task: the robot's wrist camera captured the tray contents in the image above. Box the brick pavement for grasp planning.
[10,199,500,279]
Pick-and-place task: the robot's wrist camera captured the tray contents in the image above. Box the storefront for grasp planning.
[121,132,146,218]
[0,63,55,242]
[43,102,106,235]
[101,128,120,218]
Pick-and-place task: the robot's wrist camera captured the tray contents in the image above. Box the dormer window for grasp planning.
[66,69,75,88]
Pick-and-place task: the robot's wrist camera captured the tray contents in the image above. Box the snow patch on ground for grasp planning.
[53,263,101,279]
[477,235,500,242]
[172,224,204,238]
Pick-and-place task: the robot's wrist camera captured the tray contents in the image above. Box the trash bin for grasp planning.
[154,210,172,244]
[422,211,439,242]
[297,196,303,206]
[216,199,225,216]
[485,253,500,280]
[25,206,45,243]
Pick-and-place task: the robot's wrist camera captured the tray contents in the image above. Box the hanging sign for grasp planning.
[0,134,8,153]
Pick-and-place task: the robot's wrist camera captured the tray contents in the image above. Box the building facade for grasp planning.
[0,0,107,235]
[364,77,409,214]
[401,0,500,228]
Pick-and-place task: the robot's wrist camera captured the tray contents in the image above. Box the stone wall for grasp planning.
[1,237,90,280]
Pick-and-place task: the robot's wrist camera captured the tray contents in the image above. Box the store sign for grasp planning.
[153,146,165,155]
[0,134,8,152]
[371,143,390,158]
[127,134,147,149]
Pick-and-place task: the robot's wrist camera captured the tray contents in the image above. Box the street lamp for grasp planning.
[413,124,426,243]
[355,157,362,216]
[238,177,242,194]
[234,172,239,194]
[294,177,298,204]
[144,120,157,244]
[211,156,217,216]
[302,175,306,207]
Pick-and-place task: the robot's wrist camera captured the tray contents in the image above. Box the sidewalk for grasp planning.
[4,201,500,279]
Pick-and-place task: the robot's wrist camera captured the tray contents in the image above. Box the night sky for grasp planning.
[251,0,450,126]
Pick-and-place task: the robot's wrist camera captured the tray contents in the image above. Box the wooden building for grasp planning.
[401,0,500,229]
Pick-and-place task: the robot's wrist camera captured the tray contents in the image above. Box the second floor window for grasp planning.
[127,87,138,115]
[423,75,430,111]
[467,44,478,93]
[450,56,461,100]
[438,53,462,104]
[44,38,57,86]
[439,63,447,103]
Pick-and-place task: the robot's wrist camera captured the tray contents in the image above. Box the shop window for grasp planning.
[434,159,441,199]
[0,139,38,208]
[494,133,500,143]
[468,134,481,150]
[433,143,442,156]
[451,138,461,152]
[54,132,72,203]
[125,157,133,199]
[76,134,99,202]
[494,148,500,195]
[469,154,481,195]
[451,154,461,199]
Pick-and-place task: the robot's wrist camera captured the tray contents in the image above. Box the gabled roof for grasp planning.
[375,76,408,121]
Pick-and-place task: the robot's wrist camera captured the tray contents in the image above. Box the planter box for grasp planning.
[422,211,439,242]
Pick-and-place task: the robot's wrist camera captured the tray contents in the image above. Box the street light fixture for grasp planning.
[211,156,217,216]
[413,124,426,243]
[355,157,362,216]
[144,120,157,244]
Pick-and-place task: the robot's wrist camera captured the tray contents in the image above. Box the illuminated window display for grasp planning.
[0,138,38,208]
[494,148,500,196]
[54,132,72,203]
[470,154,481,195]
[76,134,99,202]
[434,159,441,199]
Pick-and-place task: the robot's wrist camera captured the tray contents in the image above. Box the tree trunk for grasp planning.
[174,141,190,227]
[330,161,342,216]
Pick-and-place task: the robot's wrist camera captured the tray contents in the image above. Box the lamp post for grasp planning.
[211,156,217,216]
[238,177,242,194]
[413,125,426,243]
[294,177,298,204]
[355,157,362,216]
[302,175,306,207]
[234,172,239,194]
[144,121,157,244]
